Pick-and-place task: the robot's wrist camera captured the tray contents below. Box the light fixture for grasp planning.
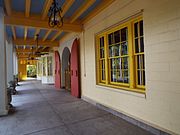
[48,0,63,27]
[35,34,40,55]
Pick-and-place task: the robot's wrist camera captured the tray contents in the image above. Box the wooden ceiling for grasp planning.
[3,0,115,59]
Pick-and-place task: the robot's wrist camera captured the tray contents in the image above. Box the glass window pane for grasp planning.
[138,70,142,85]
[110,59,115,69]
[121,42,128,55]
[123,57,128,69]
[143,70,145,85]
[100,48,104,58]
[108,33,114,45]
[121,27,127,41]
[142,55,145,69]
[134,22,138,38]
[140,20,144,36]
[100,37,104,47]
[135,38,139,53]
[140,37,144,52]
[111,70,116,82]
[114,45,120,56]
[114,30,120,43]
[124,70,129,83]
[102,69,105,80]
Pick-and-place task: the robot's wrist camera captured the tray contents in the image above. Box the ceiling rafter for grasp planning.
[43,30,52,41]
[41,0,53,20]
[13,38,59,47]
[51,31,62,41]
[11,26,16,40]
[62,0,75,16]
[25,0,31,17]
[16,48,37,53]
[4,0,11,15]
[5,16,83,32]
[24,27,28,40]
[70,0,96,23]
[33,0,53,41]
[82,0,115,24]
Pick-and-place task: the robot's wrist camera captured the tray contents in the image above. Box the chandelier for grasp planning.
[48,0,63,27]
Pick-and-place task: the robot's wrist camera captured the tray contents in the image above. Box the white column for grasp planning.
[6,39,14,83]
[0,8,8,116]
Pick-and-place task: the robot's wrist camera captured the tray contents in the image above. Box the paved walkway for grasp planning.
[0,80,153,135]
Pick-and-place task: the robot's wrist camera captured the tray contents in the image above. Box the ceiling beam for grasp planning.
[5,16,83,32]
[41,0,53,20]
[11,26,16,40]
[24,27,28,40]
[4,0,11,15]
[13,38,59,47]
[43,30,52,41]
[70,0,95,23]
[51,31,62,41]
[16,48,36,53]
[62,0,75,16]
[25,0,31,17]
[82,0,115,24]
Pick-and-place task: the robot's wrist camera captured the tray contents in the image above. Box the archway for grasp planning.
[71,38,80,98]
[62,47,71,90]
[55,51,61,89]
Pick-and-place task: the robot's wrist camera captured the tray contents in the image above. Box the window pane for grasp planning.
[134,22,138,38]
[121,42,128,55]
[100,48,104,58]
[102,70,105,80]
[135,38,139,53]
[143,70,145,85]
[121,27,127,41]
[137,70,142,85]
[114,30,120,43]
[108,33,114,45]
[140,37,144,52]
[100,37,104,47]
[111,70,117,82]
[140,20,144,36]
[123,57,128,69]
[142,54,145,69]
[124,70,129,83]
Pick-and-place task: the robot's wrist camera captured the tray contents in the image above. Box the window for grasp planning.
[47,56,53,76]
[96,16,145,93]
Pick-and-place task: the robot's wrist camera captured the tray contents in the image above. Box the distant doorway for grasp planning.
[62,47,71,91]
[55,51,61,89]
[27,65,37,78]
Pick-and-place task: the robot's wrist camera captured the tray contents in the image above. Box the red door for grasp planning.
[71,39,80,98]
[55,51,61,89]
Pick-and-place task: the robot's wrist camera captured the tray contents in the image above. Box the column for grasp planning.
[0,8,8,115]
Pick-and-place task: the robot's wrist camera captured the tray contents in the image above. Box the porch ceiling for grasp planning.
[3,0,115,59]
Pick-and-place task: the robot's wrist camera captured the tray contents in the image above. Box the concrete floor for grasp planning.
[0,80,153,135]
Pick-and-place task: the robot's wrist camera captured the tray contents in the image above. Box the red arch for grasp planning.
[71,39,80,98]
[55,51,61,89]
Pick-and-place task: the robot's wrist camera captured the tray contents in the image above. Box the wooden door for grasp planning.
[70,39,80,98]
[55,51,61,89]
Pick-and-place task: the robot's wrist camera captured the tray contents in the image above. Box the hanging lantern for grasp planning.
[48,0,63,28]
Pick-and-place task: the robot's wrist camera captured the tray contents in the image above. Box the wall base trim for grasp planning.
[0,109,8,116]
[82,95,175,135]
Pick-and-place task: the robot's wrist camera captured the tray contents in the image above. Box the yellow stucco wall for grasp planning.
[18,60,37,80]
[58,0,180,134]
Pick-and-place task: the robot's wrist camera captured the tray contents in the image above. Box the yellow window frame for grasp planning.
[95,16,145,94]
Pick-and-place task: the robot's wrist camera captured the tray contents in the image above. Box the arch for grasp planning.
[54,51,61,89]
[61,47,71,89]
[71,38,80,98]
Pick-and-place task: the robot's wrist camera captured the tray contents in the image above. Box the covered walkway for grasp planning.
[0,80,152,135]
